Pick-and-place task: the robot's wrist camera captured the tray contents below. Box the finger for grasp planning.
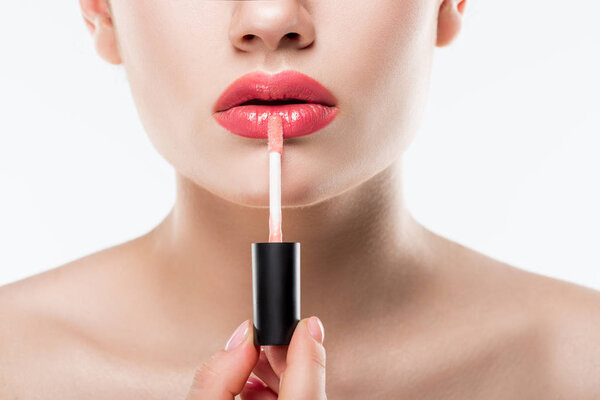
[279,316,326,400]
[251,348,281,394]
[186,319,260,400]
[240,377,278,400]
[262,345,288,378]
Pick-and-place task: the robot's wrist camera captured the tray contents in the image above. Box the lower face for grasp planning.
[111,0,439,207]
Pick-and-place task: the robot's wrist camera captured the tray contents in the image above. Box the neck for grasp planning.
[146,159,429,331]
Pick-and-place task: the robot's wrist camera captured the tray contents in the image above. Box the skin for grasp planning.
[1,0,600,398]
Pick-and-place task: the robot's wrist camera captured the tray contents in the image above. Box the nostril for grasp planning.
[285,32,300,39]
[243,34,255,41]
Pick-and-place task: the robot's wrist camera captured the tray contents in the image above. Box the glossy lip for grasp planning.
[213,70,339,139]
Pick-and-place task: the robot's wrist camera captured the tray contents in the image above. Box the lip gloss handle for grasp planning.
[252,242,301,345]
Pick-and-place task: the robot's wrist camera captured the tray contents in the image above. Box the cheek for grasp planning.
[337,0,435,125]
[114,2,225,139]
[325,0,437,94]
[113,1,243,191]
[299,0,438,192]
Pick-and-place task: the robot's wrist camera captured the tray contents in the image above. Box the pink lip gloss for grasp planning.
[251,115,301,346]
[268,115,283,242]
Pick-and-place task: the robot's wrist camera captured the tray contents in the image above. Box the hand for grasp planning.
[185,316,326,399]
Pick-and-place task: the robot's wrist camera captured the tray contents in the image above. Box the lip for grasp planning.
[213,70,339,139]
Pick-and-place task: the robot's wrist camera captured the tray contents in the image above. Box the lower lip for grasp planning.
[213,104,339,139]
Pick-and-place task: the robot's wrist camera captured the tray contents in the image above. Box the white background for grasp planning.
[1,1,599,288]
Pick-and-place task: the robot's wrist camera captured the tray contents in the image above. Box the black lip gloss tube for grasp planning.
[252,241,300,346]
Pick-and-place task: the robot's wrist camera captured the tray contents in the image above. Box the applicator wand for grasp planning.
[252,115,301,346]
[268,115,283,242]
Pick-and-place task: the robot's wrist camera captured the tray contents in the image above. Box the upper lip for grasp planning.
[213,70,338,113]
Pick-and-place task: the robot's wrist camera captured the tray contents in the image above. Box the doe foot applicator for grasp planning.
[252,115,301,346]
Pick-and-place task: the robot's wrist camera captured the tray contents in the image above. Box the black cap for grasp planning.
[252,242,300,346]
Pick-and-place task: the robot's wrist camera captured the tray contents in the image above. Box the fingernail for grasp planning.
[245,377,264,389]
[307,316,325,344]
[225,320,249,351]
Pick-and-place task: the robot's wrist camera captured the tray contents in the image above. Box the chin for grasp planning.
[214,175,341,209]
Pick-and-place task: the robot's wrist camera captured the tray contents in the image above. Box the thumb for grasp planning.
[279,316,327,400]
[186,319,260,400]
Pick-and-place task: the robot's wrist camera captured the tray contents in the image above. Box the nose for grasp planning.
[229,0,316,52]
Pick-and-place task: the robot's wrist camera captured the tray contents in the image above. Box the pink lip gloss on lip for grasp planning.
[213,69,339,139]
[251,114,301,346]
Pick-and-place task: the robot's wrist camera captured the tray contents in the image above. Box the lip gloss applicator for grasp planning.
[252,115,301,346]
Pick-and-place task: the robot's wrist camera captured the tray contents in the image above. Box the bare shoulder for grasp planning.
[522,267,600,397]
[0,235,151,398]
[0,233,146,320]
[448,239,600,397]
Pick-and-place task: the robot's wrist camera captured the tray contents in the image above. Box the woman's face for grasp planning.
[108,0,442,207]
